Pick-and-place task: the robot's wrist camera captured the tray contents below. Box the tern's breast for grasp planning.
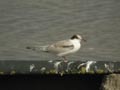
[70,39,81,52]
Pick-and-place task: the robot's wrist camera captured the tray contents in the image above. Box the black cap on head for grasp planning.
[71,34,80,39]
[70,34,87,42]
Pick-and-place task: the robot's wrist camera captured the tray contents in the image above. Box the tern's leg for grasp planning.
[62,56,68,62]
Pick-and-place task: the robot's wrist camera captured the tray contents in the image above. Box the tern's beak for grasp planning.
[82,38,87,42]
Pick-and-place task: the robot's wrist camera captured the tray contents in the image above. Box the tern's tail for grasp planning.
[26,46,48,52]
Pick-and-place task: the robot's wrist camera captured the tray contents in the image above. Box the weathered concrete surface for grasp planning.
[0,0,120,61]
[0,61,119,75]
[101,74,120,90]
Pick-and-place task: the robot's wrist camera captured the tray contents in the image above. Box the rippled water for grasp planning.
[0,0,120,61]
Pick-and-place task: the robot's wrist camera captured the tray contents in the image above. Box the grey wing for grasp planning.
[47,40,74,53]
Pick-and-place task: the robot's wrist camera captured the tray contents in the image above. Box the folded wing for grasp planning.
[47,40,74,53]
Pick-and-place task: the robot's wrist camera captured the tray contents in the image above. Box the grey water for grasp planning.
[0,0,120,61]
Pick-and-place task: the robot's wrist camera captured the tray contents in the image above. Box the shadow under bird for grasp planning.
[26,34,86,61]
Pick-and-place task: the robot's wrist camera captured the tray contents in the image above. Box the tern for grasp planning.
[26,34,86,61]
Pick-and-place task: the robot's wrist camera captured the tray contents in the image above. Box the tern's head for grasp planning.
[71,34,86,42]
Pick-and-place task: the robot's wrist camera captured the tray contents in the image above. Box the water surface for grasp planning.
[0,0,120,61]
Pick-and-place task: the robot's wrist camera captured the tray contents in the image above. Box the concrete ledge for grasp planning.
[101,74,120,90]
[0,60,119,75]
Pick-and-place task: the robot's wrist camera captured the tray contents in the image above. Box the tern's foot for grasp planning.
[62,56,68,63]
[63,60,68,63]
